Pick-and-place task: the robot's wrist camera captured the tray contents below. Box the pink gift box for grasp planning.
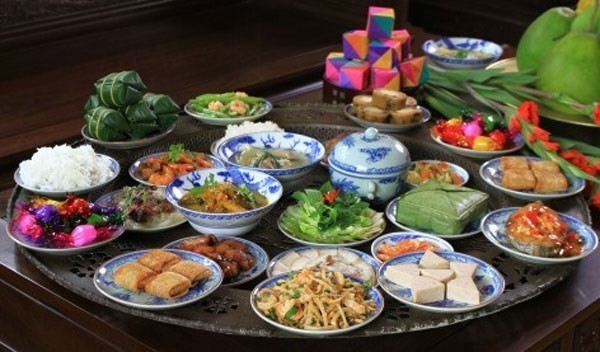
[366,6,395,39]
[400,56,426,88]
[339,61,370,90]
[392,29,411,61]
[371,67,400,90]
[325,52,350,84]
[343,30,369,60]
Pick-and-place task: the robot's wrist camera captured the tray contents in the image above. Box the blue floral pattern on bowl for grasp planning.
[481,208,598,265]
[250,273,384,336]
[479,157,585,201]
[93,249,223,310]
[216,131,325,182]
[165,168,282,237]
[422,37,503,69]
[370,232,455,263]
[378,251,505,313]
[164,236,268,287]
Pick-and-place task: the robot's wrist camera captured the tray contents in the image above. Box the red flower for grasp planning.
[590,190,600,209]
[528,134,536,143]
[531,127,550,142]
[559,149,597,176]
[517,101,540,126]
[509,116,522,133]
[541,141,560,151]
[594,103,600,125]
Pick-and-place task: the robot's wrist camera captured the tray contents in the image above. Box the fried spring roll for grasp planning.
[500,157,529,171]
[502,169,536,191]
[533,171,568,193]
[144,272,192,299]
[168,260,212,284]
[137,249,181,273]
[114,262,156,291]
[530,160,560,173]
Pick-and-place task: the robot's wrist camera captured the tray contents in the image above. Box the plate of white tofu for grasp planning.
[377,250,505,313]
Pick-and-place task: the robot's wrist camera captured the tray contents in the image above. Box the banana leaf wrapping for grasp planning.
[84,107,129,141]
[143,93,180,114]
[121,101,157,124]
[156,113,179,129]
[128,123,160,139]
[94,71,146,108]
[84,95,101,111]
[396,180,489,235]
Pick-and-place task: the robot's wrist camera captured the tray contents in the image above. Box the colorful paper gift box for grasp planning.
[368,39,401,69]
[372,67,400,90]
[400,56,427,88]
[325,52,351,84]
[339,61,370,90]
[366,6,395,39]
[343,30,369,60]
[392,29,411,61]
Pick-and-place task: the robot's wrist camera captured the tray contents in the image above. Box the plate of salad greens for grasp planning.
[185,92,272,126]
[277,182,386,247]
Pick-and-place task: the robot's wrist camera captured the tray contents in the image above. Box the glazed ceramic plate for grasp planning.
[479,157,585,201]
[485,58,599,128]
[267,246,380,284]
[95,189,187,233]
[343,104,431,132]
[481,208,598,265]
[370,232,454,264]
[128,152,224,187]
[81,122,176,150]
[94,249,223,310]
[378,251,505,313]
[250,273,384,336]
[430,131,525,160]
[164,236,268,287]
[14,154,120,198]
[406,160,469,188]
[184,101,273,126]
[385,197,483,240]
[277,208,386,247]
[423,37,502,69]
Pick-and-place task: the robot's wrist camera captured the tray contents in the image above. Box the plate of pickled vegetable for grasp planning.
[185,92,272,126]
[406,160,469,188]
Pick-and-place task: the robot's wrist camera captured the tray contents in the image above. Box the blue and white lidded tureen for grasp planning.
[328,127,410,203]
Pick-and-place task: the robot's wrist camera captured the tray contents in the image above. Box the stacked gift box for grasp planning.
[324,6,427,92]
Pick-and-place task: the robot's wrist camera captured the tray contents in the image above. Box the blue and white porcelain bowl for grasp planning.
[423,37,503,69]
[328,127,410,203]
[216,131,325,182]
[165,168,283,237]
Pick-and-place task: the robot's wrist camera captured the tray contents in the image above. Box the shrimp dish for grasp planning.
[137,144,215,185]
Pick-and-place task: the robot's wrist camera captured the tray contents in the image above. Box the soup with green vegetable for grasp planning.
[233,146,310,169]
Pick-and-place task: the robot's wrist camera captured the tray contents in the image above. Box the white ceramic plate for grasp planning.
[250,273,384,336]
[128,152,224,188]
[81,122,176,150]
[481,208,598,265]
[385,197,483,240]
[479,157,585,201]
[93,249,223,310]
[430,131,524,160]
[164,236,269,287]
[95,189,187,233]
[378,251,505,313]
[370,232,454,264]
[14,154,120,198]
[343,104,431,132]
[184,101,273,126]
[267,246,380,284]
[406,160,469,188]
[277,208,386,247]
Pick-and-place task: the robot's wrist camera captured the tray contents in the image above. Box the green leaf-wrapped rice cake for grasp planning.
[143,93,180,114]
[94,71,146,108]
[84,106,129,141]
[122,101,157,124]
[395,180,489,235]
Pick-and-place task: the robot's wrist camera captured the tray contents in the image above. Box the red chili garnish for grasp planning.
[323,188,340,204]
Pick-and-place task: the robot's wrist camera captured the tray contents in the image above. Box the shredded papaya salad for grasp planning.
[279,182,385,244]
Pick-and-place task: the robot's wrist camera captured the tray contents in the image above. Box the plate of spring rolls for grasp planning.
[94,249,223,310]
[479,156,585,201]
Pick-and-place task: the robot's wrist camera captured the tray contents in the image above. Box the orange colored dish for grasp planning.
[138,150,214,185]
[376,239,440,261]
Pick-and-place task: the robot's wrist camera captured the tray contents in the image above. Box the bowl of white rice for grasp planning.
[211,121,284,157]
[15,144,119,197]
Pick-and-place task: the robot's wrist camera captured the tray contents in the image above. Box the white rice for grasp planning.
[18,144,114,190]
[223,121,283,140]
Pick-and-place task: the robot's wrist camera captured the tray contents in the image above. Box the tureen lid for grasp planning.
[328,127,410,175]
